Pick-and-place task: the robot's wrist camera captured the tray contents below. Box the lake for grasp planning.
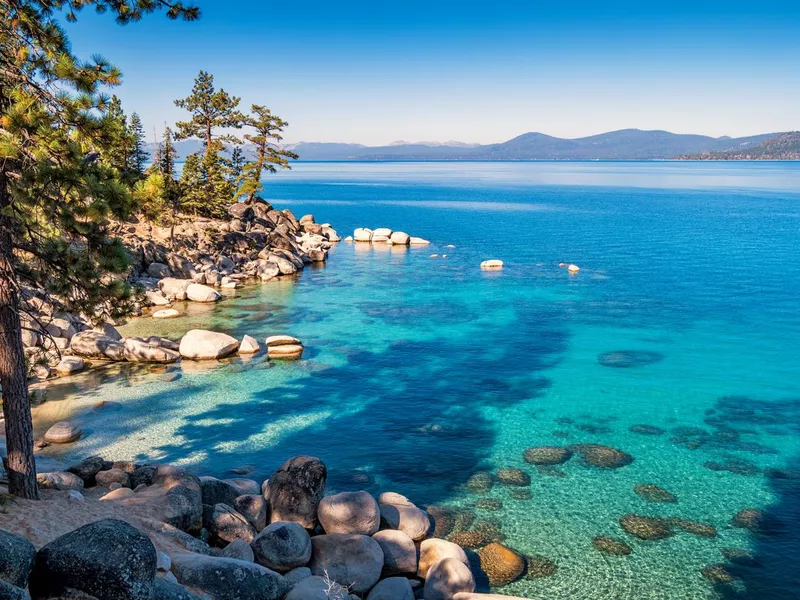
[34,161,800,599]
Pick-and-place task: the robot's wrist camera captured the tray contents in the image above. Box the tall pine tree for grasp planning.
[239,105,297,202]
[0,0,199,499]
[128,112,148,177]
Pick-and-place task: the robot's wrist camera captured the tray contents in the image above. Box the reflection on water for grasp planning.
[33,162,800,600]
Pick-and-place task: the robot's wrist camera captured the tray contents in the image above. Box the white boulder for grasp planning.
[480,259,504,270]
[179,330,239,360]
[239,335,261,354]
[353,228,373,242]
[186,283,221,303]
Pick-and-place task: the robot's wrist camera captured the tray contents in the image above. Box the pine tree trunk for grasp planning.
[0,169,39,499]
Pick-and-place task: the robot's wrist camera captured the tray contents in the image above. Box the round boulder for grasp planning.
[179,329,239,360]
[308,534,384,593]
[367,577,414,600]
[55,357,84,376]
[203,503,256,545]
[372,529,417,576]
[466,472,494,494]
[43,421,82,444]
[418,538,468,578]
[523,446,573,466]
[379,504,432,541]
[569,444,633,469]
[619,515,673,540]
[251,522,312,573]
[269,455,327,528]
[592,536,632,556]
[477,542,525,587]
[634,484,677,503]
[0,529,36,588]
[480,259,503,270]
[526,554,558,579]
[423,557,475,600]
[36,472,84,491]
[186,283,221,303]
[495,468,531,486]
[319,491,380,535]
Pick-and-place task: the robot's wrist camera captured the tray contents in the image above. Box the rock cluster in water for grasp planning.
[0,454,538,600]
[19,203,337,380]
[348,227,430,246]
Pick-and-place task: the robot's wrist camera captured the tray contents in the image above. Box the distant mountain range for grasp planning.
[678,131,800,160]
[146,129,794,161]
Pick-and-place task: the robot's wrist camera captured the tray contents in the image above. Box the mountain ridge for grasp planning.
[145,128,790,161]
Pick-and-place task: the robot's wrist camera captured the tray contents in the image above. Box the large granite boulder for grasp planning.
[171,552,286,600]
[66,455,112,486]
[0,580,28,600]
[372,529,417,576]
[234,494,268,532]
[477,542,525,586]
[379,503,432,541]
[122,338,180,363]
[0,529,36,588]
[353,228,373,242]
[36,471,84,491]
[251,522,312,573]
[179,330,239,360]
[203,503,256,545]
[200,476,241,507]
[186,283,221,303]
[367,577,414,600]
[220,539,255,562]
[69,330,125,360]
[389,231,410,245]
[151,577,197,600]
[43,421,83,444]
[308,534,383,593]
[423,557,476,600]
[269,456,326,528]
[158,278,192,300]
[318,491,380,535]
[30,519,156,600]
[418,538,468,578]
[284,576,341,600]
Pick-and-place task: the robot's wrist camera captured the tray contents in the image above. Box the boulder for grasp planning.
[204,503,257,545]
[123,338,180,363]
[158,278,192,301]
[308,534,384,593]
[221,539,255,562]
[96,468,131,488]
[284,576,341,600]
[69,330,125,360]
[153,309,180,319]
[151,577,197,600]
[477,543,525,587]
[251,522,312,573]
[480,260,504,270]
[233,494,268,532]
[224,478,261,496]
[30,519,156,600]
[389,231,410,245]
[409,237,430,245]
[230,203,255,221]
[522,446,573,466]
[318,491,380,535]
[466,472,494,494]
[179,330,239,360]
[373,228,393,237]
[423,557,475,600]
[55,356,84,375]
[378,491,415,507]
[269,456,326,528]
[367,577,414,600]
[379,504,432,541]
[265,335,302,347]
[284,566,312,589]
[0,528,36,588]
[200,477,242,507]
[148,262,172,278]
[171,552,286,600]
[186,283,221,303]
[372,529,417,576]
[267,344,303,360]
[569,444,633,469]
[239,335,261,354]
[0,580,28,600]
[43,421,82,444]
[146,291,171,307]
[94,323,122,341]
[100,487,135,501]
[66,455,111,485]
[371,234,390,243]
[353,228,373,242]
[418,538,468,578]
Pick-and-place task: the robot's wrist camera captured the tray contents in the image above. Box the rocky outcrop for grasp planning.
[351,227,428,246]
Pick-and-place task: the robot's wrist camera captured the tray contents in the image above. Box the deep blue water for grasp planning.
[36,162,800,599]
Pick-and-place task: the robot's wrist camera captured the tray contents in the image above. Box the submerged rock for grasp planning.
[522,446,573,465]
[701,563,737,584]
[721,547,759,566]
[448,530,489,549]
[508,488,533,500]
[629,424,666,435]
[525,554,558,578]
[668,519,717,539]
[592,536,632,556]
[418,538,468,578]
[619,515,673,540]
[495,468,531,486]
[569,444,633,469]
[466,471,494,494]
[477,542,525,587]
[597,350,664,368]
[634,484,677,503]
[476,498,503,511]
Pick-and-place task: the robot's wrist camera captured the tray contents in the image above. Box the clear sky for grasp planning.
[63,0,800,145]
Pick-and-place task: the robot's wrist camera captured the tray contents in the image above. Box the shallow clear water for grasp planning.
[35,162,800,599]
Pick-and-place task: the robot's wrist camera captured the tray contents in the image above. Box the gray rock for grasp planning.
[367,577,414,600]
[66,455,112,485]
[151,577,197,600]
[200,476,241,507]
[43,421,82,444]
[171,552,286,600]
[122,338,180,363]
[165,486,203,533]
[251,522,312,573]
[220,539,254,562]
[284,567,312,589]
[36,471,84,491]
[269,456,326,529]
[223,478,261,496]
[158,277,192,301]
[148,263,172,279]
[308,534,384,593]
[203,503,256,545]
[0,528,36,588]
[284,576,338,600]
[372,529,417,576]
[233,494,267,532]
[130,464,158,488]
[96,468,131,488]
[30,519,156,600]
[55,356,84,375]
[69,330,125,360]
[423,558,475,600]
[318,491,380,535]
[0,579,28,600]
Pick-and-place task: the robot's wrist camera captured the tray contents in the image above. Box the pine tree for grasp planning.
[0,0,199,499]
[239,105,298,202]
[128,112,148,177]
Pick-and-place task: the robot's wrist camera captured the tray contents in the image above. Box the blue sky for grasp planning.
[64,0,800,145]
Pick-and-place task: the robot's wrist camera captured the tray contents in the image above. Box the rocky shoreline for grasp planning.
[0,454,528,600]
[19,199,337,381]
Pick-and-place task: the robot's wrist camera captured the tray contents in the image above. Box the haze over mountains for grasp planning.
[151,129,787,161]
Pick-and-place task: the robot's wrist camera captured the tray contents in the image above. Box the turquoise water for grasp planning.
[35,162,800,599]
